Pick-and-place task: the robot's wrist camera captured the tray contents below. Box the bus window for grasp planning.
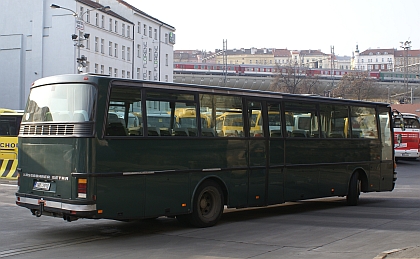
[107,87,142,136]
[267,103,282,137]
[284,102,318,138]
[247,101,263,137]
[320,104,349,138]
[23,84,96,123]
[379,110,392,160]
[200,94,243,137]
[146,90,196,136]
[350,106,378,139]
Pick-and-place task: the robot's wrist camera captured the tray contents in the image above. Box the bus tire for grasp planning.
[346,172,361,206]
[189,180,224,228]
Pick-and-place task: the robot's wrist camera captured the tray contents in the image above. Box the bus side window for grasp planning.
[351,106,378,139]
[268,102,282,138]
[320,104,349,139]
[199,94,243,137]
[107,86,141,137]
[284,101,318,138]
[248,101,263,137]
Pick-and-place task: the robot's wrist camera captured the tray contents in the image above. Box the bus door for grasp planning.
[246,100,267,206]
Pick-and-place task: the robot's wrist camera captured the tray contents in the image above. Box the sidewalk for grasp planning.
[0,178,17,185]
[374,246,420,259]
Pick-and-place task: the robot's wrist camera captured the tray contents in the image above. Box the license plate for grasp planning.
[33,181,51,191]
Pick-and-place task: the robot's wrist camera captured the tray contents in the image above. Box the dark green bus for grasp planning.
[16,74,397,227]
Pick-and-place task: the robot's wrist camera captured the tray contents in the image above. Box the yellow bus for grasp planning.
[0,109,23,179]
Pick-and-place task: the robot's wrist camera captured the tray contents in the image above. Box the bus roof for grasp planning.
[31,73,391,107]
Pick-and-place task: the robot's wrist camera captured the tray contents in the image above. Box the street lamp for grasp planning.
[50,3,110,73]
[400,40,411,103]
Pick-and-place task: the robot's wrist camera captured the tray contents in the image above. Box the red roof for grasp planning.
[391,104,420,117]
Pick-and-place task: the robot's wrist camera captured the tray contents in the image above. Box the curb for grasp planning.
[373,247,415,259]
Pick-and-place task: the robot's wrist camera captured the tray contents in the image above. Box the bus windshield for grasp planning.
[23,84,97,123]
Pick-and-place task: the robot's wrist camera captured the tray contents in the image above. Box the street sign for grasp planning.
[76,20,84,31]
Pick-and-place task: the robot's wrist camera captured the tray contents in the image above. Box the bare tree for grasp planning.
[270,63,320,94]
[332,71,376,100]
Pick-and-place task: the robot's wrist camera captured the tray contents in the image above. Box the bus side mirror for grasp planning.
[397,134,402,144]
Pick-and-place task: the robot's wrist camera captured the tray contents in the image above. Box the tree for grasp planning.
[270,63,320,94]
[332,71,376,100]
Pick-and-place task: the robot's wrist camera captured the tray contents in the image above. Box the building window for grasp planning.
[101,65,104,74]
[138,22,141,34]
[143,24,147,35]
[109,67,112,75]
[149,48,152,61]
[149,26,152,38]
[165,54,168,66]
[127,47,131,61]
[137,44,141,57]
[165,75,168,82]
[127,25,130,38]
[109,41,112,56]
[148,71,151,80]
[165,33,168,44]
[154,28,157,40]
[94,37,99,52]
[95,63,98,73]
[109,18,112,31]
[86,11,90,23]
[101,39,104,54]
[122,24,125,37]
[127,71,131,79]
[137,68,140,79]
[95,13,99,26]
[114,68,118,77]
[122,46,125,60]
[85,37,90,50]
[122,70,125,78]
[114,43,118,58]
[115,21,118,33]
[101,15,104,28]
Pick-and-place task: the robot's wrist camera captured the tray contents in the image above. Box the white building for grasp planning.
[352,45,394,71]
[0,0,175,110]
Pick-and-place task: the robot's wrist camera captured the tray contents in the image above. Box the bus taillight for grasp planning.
[77,178,87,198]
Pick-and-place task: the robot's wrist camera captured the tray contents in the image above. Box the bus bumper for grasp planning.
[15,193,97,220]
[394,150,419,158]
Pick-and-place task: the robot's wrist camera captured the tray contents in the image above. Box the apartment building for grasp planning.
[0,0,175,110]
[394,49,420,74]
[352,45,394,71]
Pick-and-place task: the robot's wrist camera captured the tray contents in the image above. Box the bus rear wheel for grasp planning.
[189,180,224,228]
[346,172,361,206]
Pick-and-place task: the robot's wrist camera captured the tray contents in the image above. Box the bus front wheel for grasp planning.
[189,180,224,228]
[346,172,361,206]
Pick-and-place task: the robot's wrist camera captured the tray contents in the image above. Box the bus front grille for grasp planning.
[19,124,94,137]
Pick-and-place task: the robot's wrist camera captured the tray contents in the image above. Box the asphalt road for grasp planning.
[0,160,419,259]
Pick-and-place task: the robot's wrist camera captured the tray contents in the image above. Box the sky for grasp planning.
[124,0,420,56]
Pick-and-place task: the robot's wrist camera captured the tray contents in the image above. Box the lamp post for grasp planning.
[50,4,110,73]
[400,40,411,103]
